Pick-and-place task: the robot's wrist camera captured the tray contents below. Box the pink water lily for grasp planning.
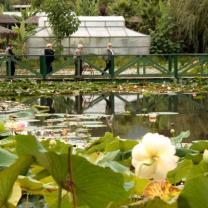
[15,121,28,132]
[5,120,28,133]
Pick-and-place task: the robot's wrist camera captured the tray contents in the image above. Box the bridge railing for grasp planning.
[0,53,208,80]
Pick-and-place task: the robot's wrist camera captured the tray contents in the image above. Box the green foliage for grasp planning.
[150,0,181,53]
[15,134,130,207]
[12,21,35,55]
[75,0,98,16]
[31,0,45,10]
[167,159,193,184]
[190,140,208,152]
[129,198,178,208]
[137,0,163,33]
[0,156,33,207]
[1,119,208,207]
[0,122,6,133]
[0,148,17,167]
[170,0,208,52]
[178,175,208,208]
[43,0,80,42]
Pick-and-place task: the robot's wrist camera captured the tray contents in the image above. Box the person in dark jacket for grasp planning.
[5,43,16,76]
[102,42,115,75]
[44,43,55,74]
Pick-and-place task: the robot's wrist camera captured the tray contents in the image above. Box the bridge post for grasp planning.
[40,55,47,79]
[109,56,115,79]
[173,55,179,79]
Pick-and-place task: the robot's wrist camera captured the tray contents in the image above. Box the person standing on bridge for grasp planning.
[5,43,16,77]
[44,43,55,74]
[102,42,115,75]
[74,44,84,76]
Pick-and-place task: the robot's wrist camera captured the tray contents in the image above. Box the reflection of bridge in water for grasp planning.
[33,93,208,115]
[23,92,208,140]
[72,93,208,115]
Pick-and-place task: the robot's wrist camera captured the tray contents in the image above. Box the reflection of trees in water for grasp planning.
[125,94,208,114]
[113,111,208,141]
[165,113,208,142]
[125,94,176,114]
[52,96,75,114]
[113,115,148,138]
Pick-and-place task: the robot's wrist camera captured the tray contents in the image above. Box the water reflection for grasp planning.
[21,93,208,141]
[1,93,208,143]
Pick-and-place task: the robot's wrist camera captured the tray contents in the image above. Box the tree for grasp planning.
[170,0,208,52]
[31,0,45,10]
[12,21,35,54]
[150,0,181,53]
[76,0,97,16]
[43,0,80,53]
[109,0,164,34]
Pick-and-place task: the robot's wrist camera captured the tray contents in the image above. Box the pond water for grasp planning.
[1,92,208,145]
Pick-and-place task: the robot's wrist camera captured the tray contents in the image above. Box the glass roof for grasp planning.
[34,16,149,38]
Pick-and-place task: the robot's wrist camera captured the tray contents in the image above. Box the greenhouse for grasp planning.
[26,15,151,55]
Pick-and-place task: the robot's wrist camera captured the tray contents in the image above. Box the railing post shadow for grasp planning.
[39,55,47,79]
[173,55,179,80]
[76,56,81,79]
[108,94,115,114]
[168,55,173,73]
[6,56,12,79]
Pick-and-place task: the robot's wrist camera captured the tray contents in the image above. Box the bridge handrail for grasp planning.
[0,53,207,80]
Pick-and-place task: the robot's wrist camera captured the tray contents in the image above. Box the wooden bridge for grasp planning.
[0,54,208,80]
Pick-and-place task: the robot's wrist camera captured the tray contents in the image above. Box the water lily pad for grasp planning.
[83,124,107,128]
[44,118,65,123]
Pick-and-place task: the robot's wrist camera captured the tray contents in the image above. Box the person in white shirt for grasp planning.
[102,42,115,75]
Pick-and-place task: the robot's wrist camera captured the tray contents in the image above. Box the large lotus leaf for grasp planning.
[84,132,115,153]
[0,156,33,207]
[44,191,72,208]
[33,152,130,208]
[0,122,6,133]
[15,135,46,156]
[178,175,208,208]
[41,139,69,154]
[17,176,57,195]
[7,182,22,208]
[167,159,193,184]
[15,135,130,208]
[190,140,208,152]
[39,152,68,188]
[133,177,149,195]
[0,148,17,167]
[15,135,67,188]
[71,155,130,208]
[0,138,16,149]
[105,139,138,153]
[186,160,208,181]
